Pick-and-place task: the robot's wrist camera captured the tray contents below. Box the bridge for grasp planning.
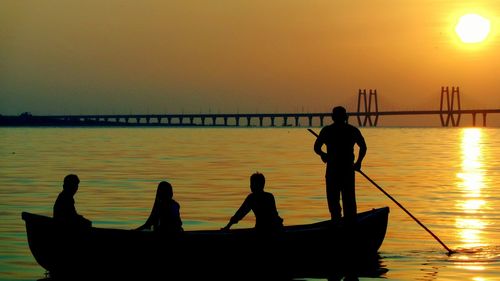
[2,87,499,127]
[353,87,498,127]
[31,108,498,127]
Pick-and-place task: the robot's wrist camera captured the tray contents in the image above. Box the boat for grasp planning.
[22,207,389,279]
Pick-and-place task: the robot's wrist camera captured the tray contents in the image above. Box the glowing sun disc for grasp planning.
[455,14,491,43]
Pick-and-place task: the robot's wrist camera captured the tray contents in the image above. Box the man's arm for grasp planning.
[221,195,252,230]
[354,134,367,171]
[314,133,328,163]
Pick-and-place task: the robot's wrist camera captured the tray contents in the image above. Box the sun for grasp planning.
[455,14,491,43]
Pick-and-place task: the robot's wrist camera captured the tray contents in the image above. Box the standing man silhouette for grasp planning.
[314,106,367,223]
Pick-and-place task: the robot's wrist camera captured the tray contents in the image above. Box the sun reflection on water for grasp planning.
[457,199,486,213]
[454,129,489,278]
[456,129,486,247]
[455,221,484,247]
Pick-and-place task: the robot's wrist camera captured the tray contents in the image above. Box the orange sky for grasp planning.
[1,1,499,122]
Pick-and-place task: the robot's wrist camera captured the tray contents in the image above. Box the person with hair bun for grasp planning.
[136,181,183,234]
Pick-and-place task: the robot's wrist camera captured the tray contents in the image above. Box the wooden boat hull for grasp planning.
[22,207,389,279]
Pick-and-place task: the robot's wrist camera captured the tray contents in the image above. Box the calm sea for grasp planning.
[0,127,498,280]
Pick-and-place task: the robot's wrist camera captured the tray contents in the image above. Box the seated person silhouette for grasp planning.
[222,172,283,232]
[136,181,183,233]
[53,174,92,228]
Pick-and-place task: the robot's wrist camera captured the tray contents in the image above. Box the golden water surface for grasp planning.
[0,127,498,280]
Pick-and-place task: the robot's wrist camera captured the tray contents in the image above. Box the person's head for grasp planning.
[156,181,173,201]
[63,174,80,195]
[331,106,348,124]
[250,172,265,193]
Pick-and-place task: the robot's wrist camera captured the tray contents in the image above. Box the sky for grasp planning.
[1,1,499,119]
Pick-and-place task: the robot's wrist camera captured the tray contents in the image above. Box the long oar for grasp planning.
[307,128,455,254]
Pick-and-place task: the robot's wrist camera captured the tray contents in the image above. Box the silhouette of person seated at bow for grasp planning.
[222,172,283,233]
[53,174,92,228]
[136,181,183,234]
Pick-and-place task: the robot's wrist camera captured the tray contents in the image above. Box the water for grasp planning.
[0,127,499,280]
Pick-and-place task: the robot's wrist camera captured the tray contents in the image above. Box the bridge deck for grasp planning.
[2,109,499,127]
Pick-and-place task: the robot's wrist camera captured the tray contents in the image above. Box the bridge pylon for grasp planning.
[357,89,379,127]
[440,86,461,127]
